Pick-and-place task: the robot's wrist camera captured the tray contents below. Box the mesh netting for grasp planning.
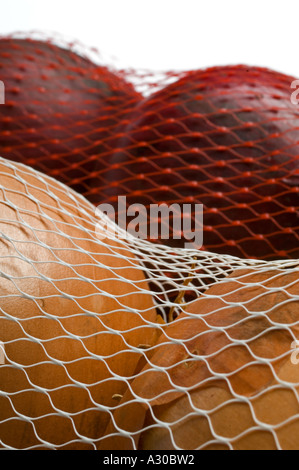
[100,65,299,261]
[0,32,141,204]
[0,156,298,450]
[2,34,297,262]
[0,33,299,451]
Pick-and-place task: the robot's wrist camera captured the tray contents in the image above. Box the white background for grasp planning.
[0,0,297,76]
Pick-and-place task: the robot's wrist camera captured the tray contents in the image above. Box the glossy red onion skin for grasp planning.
[103,65,299,260]
[0,38,140,202]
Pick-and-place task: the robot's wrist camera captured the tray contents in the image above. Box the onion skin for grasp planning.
[103,65,299,260]
[0,158,160,449]
[0,38,140,202]
[100,268,299,450]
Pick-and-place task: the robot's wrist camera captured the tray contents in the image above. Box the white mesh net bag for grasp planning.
[0,32,299,451]
[0,155,298,451]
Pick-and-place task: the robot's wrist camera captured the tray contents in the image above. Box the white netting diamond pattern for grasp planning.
[0,156,298,450]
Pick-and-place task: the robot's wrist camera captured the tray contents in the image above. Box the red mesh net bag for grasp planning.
[1,39,299,450]
[99,65,299,261]
[0,34,141,203]
[0,35,298,262]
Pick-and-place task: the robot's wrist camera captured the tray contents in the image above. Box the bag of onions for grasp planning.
[0,156,162,449]
[0,35,299,452]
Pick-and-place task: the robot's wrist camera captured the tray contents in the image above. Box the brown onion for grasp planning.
[0,158,160,449]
